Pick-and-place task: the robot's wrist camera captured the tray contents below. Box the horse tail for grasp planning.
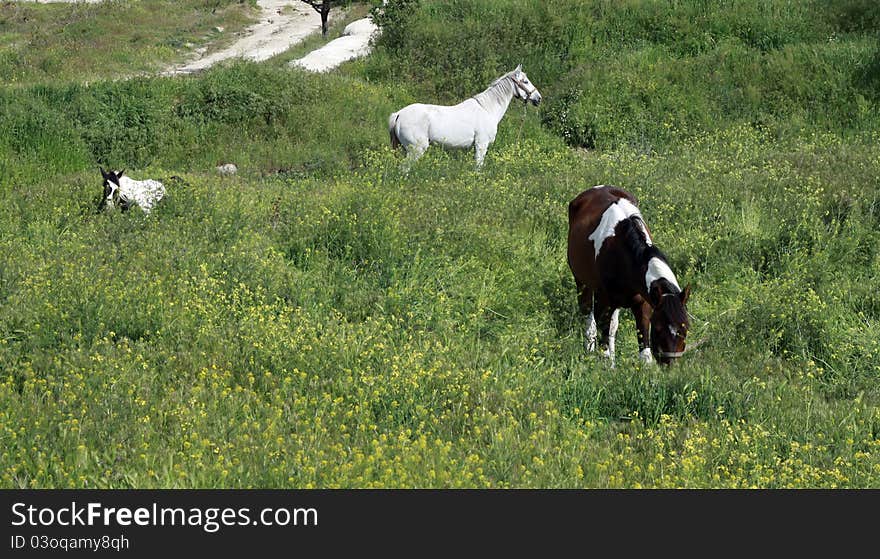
[567,195,584,223]
[388,112,401,150]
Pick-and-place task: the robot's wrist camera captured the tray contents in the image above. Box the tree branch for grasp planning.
[300,0,323,14]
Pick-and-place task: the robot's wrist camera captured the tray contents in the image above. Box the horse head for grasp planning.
[649,283,691,365]
[510,64,542,106]
[99,167,125,211]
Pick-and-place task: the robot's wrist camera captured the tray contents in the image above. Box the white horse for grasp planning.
[388,64,542,169]
[99,168,166,215]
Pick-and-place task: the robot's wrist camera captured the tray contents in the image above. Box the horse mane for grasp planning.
[617,214,665,268]
[472,69,517,111]
[617,216,687,323]
[488,68,518,88]
[657,291,688,327]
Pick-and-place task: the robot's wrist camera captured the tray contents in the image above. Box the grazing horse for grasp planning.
[388,64,542,169]
[567,185,691,365]
[99,168,166,215]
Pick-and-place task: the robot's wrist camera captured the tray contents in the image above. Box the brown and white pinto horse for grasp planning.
[567,185,691,365]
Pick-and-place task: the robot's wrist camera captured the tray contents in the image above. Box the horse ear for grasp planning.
[680,284,691,305]
[118,169,125,178]
[100,166,108,178]
[515,63,522,72]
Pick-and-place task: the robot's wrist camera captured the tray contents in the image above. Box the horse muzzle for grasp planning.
[654,336,706,364]
[530,93,542,106]
[655,350,685,365]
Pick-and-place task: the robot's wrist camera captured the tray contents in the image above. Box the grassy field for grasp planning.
[0,0,258,84]
[1,0,879,488]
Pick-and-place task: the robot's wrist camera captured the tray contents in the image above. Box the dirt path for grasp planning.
[163,1,338,76]
[13,0,377,75]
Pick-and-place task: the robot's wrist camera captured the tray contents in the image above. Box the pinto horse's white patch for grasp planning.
[645,257,681,292]
[588,198,651,258]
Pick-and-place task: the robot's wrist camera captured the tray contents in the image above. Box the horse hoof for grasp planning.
[600,349,616,368]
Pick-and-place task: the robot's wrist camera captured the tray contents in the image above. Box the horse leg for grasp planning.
[631,301,654,364]
[576,283,596,352]
[474,142,488,168]
[594,296,619,366]
[402,141,428,173]
[605,308,620,363]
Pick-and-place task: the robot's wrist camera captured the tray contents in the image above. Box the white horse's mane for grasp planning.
[472,69,517,112]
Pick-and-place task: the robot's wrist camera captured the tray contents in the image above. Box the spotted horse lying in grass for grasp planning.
[98,167,166,215]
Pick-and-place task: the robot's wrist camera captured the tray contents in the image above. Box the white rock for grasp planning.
[289,17,380,73]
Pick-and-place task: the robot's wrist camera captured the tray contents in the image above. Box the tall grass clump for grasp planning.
[0,62,408,183]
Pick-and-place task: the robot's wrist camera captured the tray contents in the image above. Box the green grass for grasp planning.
[0,0,258,85]
[0,0,878,488]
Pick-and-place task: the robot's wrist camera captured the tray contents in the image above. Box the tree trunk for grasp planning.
[321,3,330,36]
[302,1,332,37]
